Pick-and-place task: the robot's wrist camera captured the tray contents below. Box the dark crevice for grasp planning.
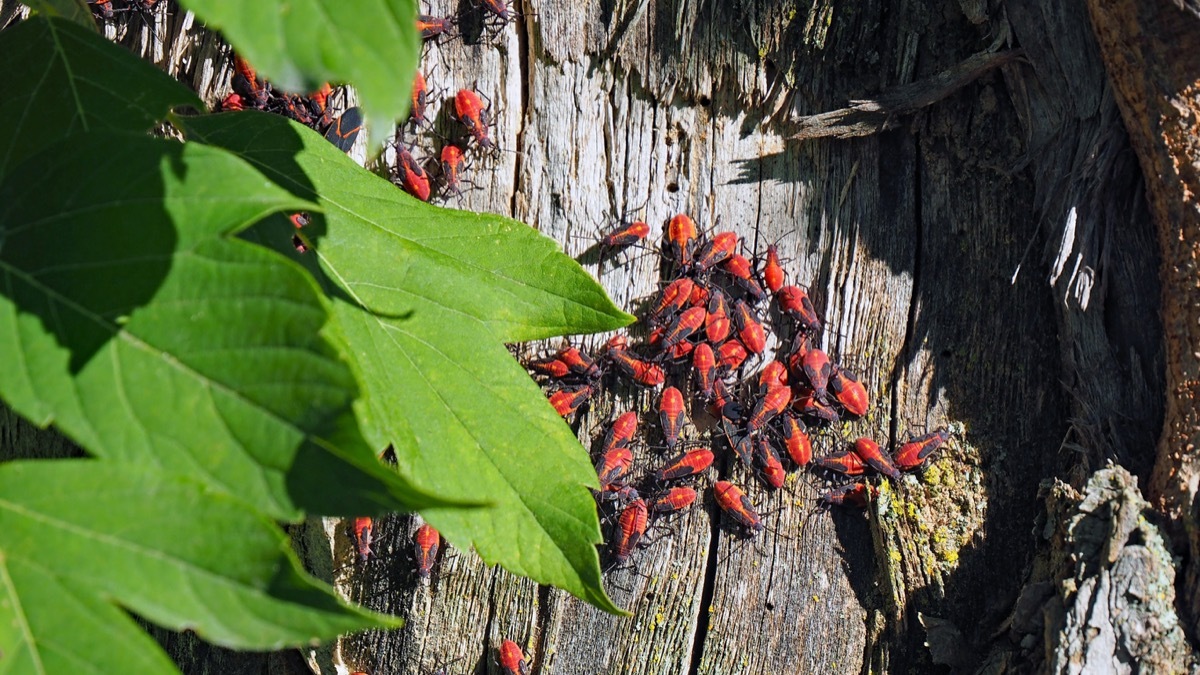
[688,448,734,674]
[642,2,651,82]
[890,134,923,447]
[510,0,533,219]
[592,78,627,285]
[620,75,635,215]
[860,611,880,675]
[531,584,553,675]
[756,526,783,675]
[481,573,500,671]
[752,135,765,256]
[835,213,862,359]
[597,80,617,217]
[686,504,721,675]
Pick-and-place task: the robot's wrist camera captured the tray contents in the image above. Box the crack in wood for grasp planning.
[512,0,534,220]
[532,584,553,675]
[685,501,720,675]
[890,138,922,446]
[481,572,500,672]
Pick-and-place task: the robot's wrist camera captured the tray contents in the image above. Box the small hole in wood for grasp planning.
[666,182,679,193]
[764,58,778,88]
[698,94,712,107]
[941,349,953,357]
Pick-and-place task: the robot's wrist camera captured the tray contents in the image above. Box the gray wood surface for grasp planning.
[3,0,1175,672]
[325,0,1069,672]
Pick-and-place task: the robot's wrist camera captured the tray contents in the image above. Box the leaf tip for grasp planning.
[376,614,405,630]
[589,589,629,616]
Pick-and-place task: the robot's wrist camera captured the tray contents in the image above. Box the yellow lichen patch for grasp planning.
[920,551,939,577]
[932,526,961,564]
[938,462,959,489]
[923,463,944,486]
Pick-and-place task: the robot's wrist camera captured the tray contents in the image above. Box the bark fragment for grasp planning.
[987,467,1190,673]
[1085,0,1200,635]
[785,49,1023,140]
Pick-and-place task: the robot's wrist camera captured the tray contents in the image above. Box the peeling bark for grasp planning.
[1043,470,1184,673]
[784,49,1023,140]
[1085,0,1200,637]
[974,466,1190,667]
[976,467,1188,673]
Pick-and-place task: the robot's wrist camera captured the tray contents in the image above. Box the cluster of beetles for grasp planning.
[371,6,545,674]
[206,6,534,672]
[106,0,504,205]
[526,212,953,573]
[84,2,954,671]
[389,6,512,202]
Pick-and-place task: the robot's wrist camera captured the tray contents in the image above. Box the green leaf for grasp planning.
[0,132,441,520]
[23,0,95,29]
[180,112,634,613]
[0,16,201,181]
[183,113,634,340]
[0,555,182,675]
[0,459,399,671]
[180,0,419,137]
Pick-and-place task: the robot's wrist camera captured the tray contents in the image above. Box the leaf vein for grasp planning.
[0,555,46,674]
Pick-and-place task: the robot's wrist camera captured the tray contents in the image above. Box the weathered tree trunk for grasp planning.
[1084,0,1200,641]
[2,0,1196,672]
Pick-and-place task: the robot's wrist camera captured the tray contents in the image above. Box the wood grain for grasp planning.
[1085,0,1200,639]
[0,0,1163,671]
